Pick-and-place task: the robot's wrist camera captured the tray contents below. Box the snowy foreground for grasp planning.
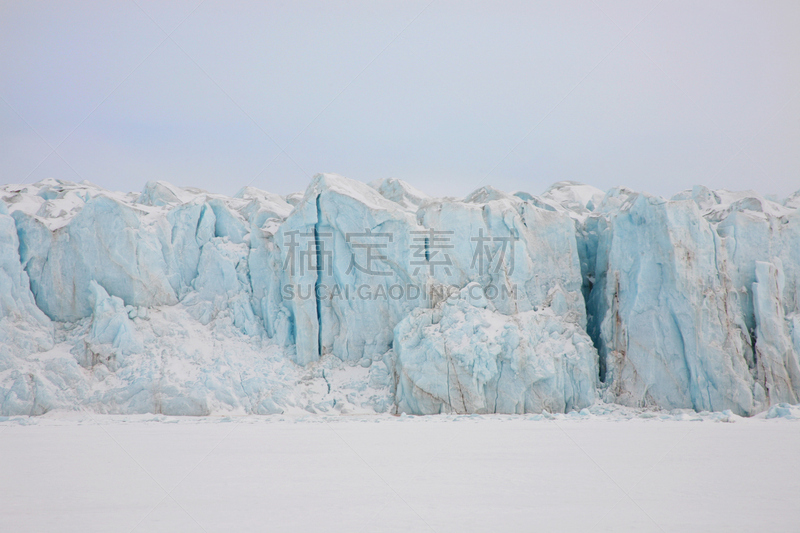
[1,408,799,532]
[2,175,800,416]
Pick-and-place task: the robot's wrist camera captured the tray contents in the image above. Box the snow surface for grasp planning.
[2,176,800,416]
[0,411,798,532]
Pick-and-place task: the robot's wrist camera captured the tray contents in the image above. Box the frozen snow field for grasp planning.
[1,411,799,532]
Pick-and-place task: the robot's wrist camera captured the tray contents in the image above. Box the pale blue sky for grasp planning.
[1,0,798,198]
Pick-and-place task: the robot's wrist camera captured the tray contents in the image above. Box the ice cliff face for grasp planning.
[584,187,800,415]
[1,176,799,416]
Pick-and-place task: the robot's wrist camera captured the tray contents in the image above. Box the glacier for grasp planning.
[2,175,799,417]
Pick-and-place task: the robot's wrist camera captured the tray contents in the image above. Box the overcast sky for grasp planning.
[1,0,798,199]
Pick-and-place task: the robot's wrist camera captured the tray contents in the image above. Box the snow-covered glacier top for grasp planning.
[2,175,799,417]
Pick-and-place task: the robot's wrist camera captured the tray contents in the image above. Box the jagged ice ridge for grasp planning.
[2,175,800,416]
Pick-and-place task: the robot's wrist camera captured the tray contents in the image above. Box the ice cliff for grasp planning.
[1,176,799,416]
